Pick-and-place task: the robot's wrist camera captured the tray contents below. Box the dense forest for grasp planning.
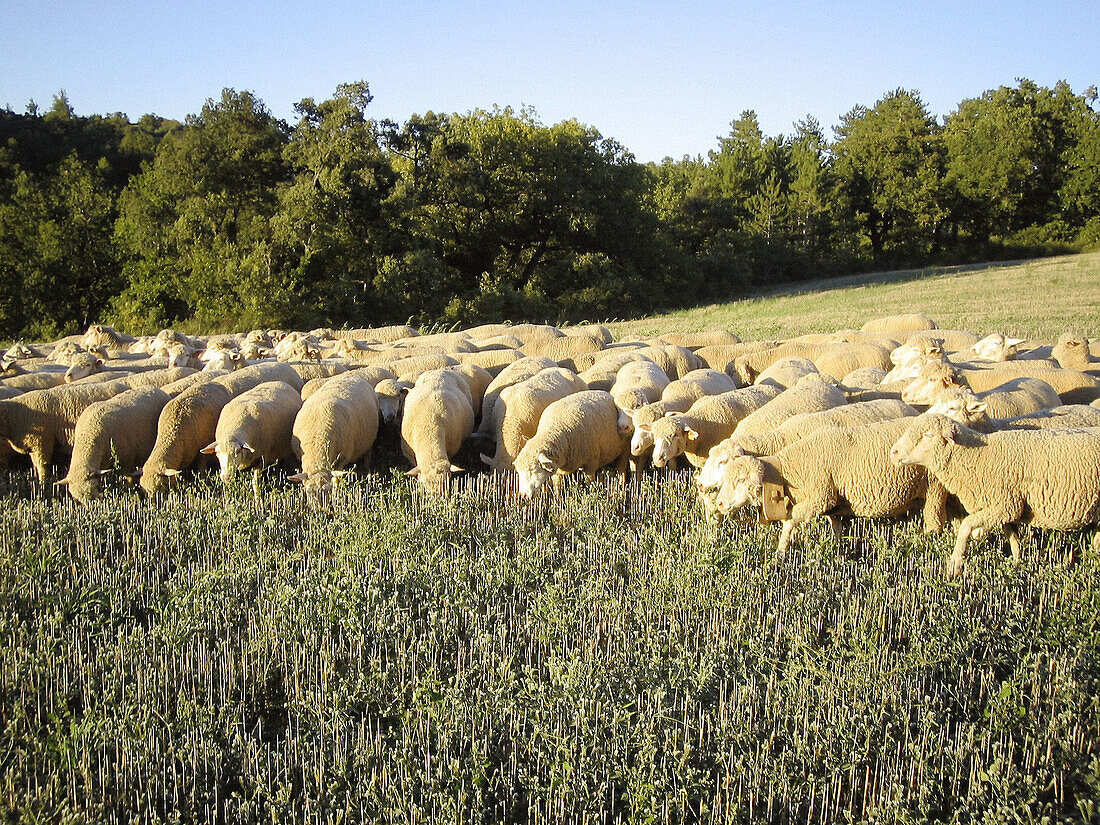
[0,79,1097,340]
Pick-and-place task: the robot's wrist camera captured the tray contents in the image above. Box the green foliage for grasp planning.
[2,473,1100,822]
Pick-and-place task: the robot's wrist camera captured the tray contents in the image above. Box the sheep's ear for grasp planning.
[684,425,699,442]
[479,453,494,466]
[234,438,255,453]
[450,463,465,474]
[965,398,988,415]
[54,477,70,486]
[199,442,218,455]
[405,466,421,477]
[95,358,105,367]
[1006,337,1025,347]
[97,468,113,476]
[623,408,635,420]
[161,468,182,477]
[287,472,308,483]
[537,452,555,473]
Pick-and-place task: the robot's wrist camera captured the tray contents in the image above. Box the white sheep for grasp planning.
[610,360,671,413]
[730,374,848,438]
[968,333,1026,362]
[928,396,1100,433]
[289,371,380,495]
[626,369,739,456]
[400,368,475,491]
[374,378,415,427]
[713,417,948,556]
[923,378,1061,423]
[754,356,818,389]
[480,367,588,471]
[1052,334,1098,372]
[201,381,303,481]
[890,413,1100,576]
[513,390,629,498]
[477,356,559,439]
[859,313,938,333]
[644,384,782,469]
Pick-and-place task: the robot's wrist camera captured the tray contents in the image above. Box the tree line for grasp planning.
[0,79,1097,341]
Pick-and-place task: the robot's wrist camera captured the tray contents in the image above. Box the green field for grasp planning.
[4,255,1100,823]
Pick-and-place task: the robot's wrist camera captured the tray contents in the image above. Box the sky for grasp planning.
[3,0,1098,163]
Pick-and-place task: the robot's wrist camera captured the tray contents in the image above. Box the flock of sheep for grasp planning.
[3,315,1100,576]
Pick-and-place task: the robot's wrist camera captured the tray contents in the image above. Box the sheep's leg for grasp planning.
[251,468,262,502]
[950,503,1021,578]
[826,515,843,546]
[921,479,948,534]
[1006,525,1022,565]
[776,518,800,558]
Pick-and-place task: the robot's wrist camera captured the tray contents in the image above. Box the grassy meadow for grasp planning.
[3,254,1100,823]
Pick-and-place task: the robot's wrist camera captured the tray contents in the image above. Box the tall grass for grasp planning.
[2,470,1099,823]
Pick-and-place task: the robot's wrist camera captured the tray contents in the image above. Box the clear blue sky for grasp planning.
[3,0,1097,163]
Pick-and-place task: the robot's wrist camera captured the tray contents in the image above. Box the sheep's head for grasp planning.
[406,459,462,493]
[374,379,412,426]
[713,455,765,515]
[733,356,758,386]
[890,337,945,367]
[696,440,745,493]
[628,404,661,455]
[57,469,111,503]
[139,467,182,498]
[201,437,256,480]
[648,413,697,468]
[890,413,963,468]
[64,353,104,383]
[51,342,83,365]
[202,349,244,372]
[1053,333,1091,370]
[246,329,273,348]
[926,387,989,428]
[515,448,556,499]
[969,333,1024,362]
[901,362,966,406]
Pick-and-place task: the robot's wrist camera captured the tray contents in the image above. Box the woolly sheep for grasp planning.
[626,369,740,456]
[480,368,588,471]
[561,324,614,344]
[476,356,559,439]
[50,341,85,365]
[332,325,420,343]
[0,380,129,482]
[82,324,136,352]
[139,382,234,496]
[58,386,172,503]
[289,371,380,495]
[577,351,652,391]
[632,345,705,381]
[610,360,671,413]
[452,349,523,376]
[645,384,783,469]
[734,342,891,384]
[755,356,818,390]
[520,334,606,371]
[714,418,948,556]
[890,414,1100,576]
[659,330,741,349]
[859,313,938,333]
[907,361,1100,405]
[841,367,888,389]
[1,368,70,391]
[969,333,1026,362]
[445,364,494,415]
[374,379,415,426]
[925,391,1100,433]
[923,378,1061,423]
[383,353,460,382]
[201,381,303,481]
[731,374,848,438]
[400,368,475,491]
[1052,334,1098,372]
[693,342,777,378]
[513,390,629,498]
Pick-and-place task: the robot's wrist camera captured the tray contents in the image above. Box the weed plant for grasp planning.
[1,470,1099,823]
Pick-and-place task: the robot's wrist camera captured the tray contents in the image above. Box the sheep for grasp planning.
[445,364,494,416]
[577,351,652,391]
[712,417,948,556]
[645,384,783,469]
[1052,334,1098,372]
[62,352,108,383]
[730,374,848,438]
[734,342,891,384]
[922,378,1061,422]
[693,341,777,378]
[609,360,671,413]
[890,414,1100,576]
[1,343,45,372]
[452,349,523,376]
[289,371,380,495]
[82,324,136,352]
[0,380,129,482]
[390,332,477,352]
[480,367,588,471]
[286,361,346,385]
[626,369,740,456]
[718,398,918,460]
[2,368,70,391]
[520,334,606,371]
[632,345,705,380]
[901,362,970,406]
[383,353,460,382]
[496,324,564,347]
[905,361,1100,405]
[200,381,302,482]
[58,386,172,503]
[139,382,235,497]
[374,379,415,426]
[513,390,629,498]
[399,368,475,491]
[276,340,324,363]
[859,313,938,333]
[658,330,741,349]
[476,357,559,439]
[201,346,245,372]
[332,325,420,343]
[471,335,527,351]
[969,333,1026,362]
[841,367,888,389]
[884,337,947,382]
[561,323,615,344]
[755,356,818,390]
[925,392,1100,433]
[461,323,517,342]
[50,341,85,366]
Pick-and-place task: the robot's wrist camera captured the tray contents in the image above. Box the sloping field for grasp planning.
[611,252,1100,341]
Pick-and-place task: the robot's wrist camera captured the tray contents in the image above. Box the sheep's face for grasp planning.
[714,456,764,515]
[139,468,179,498]
[901,364,964,406]
[890,416,954,468]
[64,354,104,383]
[969,333,1023,362]
[214,439,256,480]
[51,342,82,365]
[375,381,410,426]
[697,444,743,493]
[616,408,635,436]
[516,451,555,499]
[411,460,457,494]
[5,344,34,361]
[64,472,105,504]
[1054,334,1090,369]
[630,420,655,456]
[926,391,987,428]
[649,415,695,468]
[202,351,242,372]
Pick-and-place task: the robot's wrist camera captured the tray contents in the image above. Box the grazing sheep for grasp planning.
[731,374,848,438]
[201,381,303,480]
[755,356,818,390]
[446,364,494,416]
[480,368,588,471]
[734,342,891,384]
[890,414,1100,576]
[59,386,172,503]
[925,392,1100,433]
[610,360,671,413]
[713,418,948,555]
[659,330,741,349]
[721,398,917,459]
[513,390,629,498]
[632,345,705,381]
[626,369,740,456]
[476,356,559,439]
[139,382,234,496]
[923,379,1061,422]
[400,369,476,491]
[969,333,1026,362]
[383,353,460,382]
[859,313,938,333]
[645,384,783,469]
[332,325,420,343]
[0,380,129,482]
[906,360,1100,405]
[374,379,415,426]
[289,371,380,495]
[561,324,614,344]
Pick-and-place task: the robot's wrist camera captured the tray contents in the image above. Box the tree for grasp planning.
[832,89,946,261]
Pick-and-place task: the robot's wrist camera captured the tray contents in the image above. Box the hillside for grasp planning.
[609,252,1100,342]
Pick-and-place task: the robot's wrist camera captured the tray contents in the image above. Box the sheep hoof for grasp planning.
[945,556,967,579]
